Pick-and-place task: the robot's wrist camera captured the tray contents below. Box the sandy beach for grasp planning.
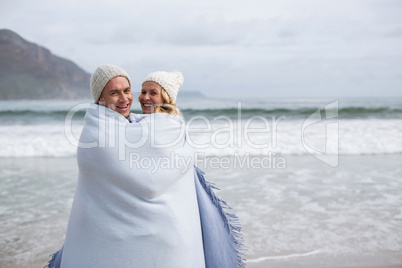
[2,155,402,268]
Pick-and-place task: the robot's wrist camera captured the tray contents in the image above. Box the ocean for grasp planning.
[0,97,401,267]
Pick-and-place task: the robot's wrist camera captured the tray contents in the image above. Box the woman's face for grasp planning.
[140,81,164,114]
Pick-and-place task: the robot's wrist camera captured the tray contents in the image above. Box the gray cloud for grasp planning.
[0,0,401,97]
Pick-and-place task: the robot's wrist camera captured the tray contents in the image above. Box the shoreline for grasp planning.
[330,266,402,268]
[244,251,402,268]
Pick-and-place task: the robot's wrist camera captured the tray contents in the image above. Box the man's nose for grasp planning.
[119,92,128,101]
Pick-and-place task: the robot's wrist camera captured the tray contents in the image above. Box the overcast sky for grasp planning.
[1,0,401,98]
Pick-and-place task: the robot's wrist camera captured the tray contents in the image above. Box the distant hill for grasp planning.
[0,29,91,100]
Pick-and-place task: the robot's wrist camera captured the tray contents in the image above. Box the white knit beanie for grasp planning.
[90,64,131,103]
[142,71,183,103]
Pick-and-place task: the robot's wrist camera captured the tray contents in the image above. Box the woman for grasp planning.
[47,71,244,268]
[138,71,182,116]
[136,71,245,268]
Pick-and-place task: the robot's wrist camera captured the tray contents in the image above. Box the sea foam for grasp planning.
[0,119,401,157]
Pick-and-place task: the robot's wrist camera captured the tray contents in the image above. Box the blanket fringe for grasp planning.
[44,252,57,268]
[44,248,62,268]
[195,166,246,268]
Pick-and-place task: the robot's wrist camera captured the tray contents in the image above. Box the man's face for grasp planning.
[139,81,164,114]
[98,76,132,117]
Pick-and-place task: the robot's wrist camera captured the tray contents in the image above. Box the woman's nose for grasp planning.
[143,93,150,100]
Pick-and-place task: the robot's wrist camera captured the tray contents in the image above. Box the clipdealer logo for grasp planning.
[301,101,339,167]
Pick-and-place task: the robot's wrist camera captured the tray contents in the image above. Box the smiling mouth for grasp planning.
[116,104,129,109]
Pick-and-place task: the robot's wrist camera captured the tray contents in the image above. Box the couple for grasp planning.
[46,64,245,268]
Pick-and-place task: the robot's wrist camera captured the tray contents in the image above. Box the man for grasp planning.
[90,64,133,119]
[48,64,206,268]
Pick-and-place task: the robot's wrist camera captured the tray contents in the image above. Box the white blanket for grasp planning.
[60,104,205,267]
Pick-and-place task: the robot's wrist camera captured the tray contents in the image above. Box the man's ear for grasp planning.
[98,97,105,106]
